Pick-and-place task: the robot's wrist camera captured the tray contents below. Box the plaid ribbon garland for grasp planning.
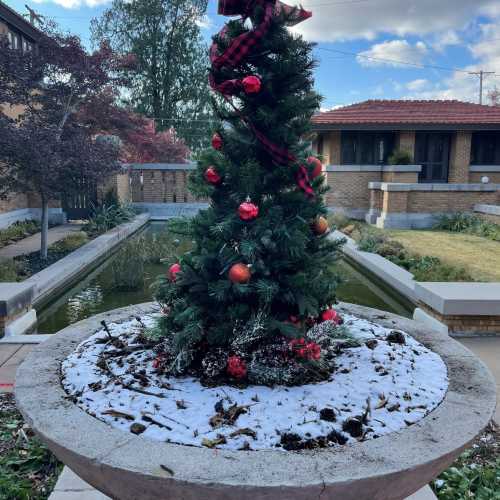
[211,0,314,196]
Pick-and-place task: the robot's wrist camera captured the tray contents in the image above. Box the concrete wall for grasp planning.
[370,182,500,228]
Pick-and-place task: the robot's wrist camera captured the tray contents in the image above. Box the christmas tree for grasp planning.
[154,0,344,386]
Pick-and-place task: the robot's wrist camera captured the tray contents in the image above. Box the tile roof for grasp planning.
[312,100,500,126]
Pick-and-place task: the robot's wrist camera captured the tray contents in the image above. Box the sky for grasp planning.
[6,0,500,110]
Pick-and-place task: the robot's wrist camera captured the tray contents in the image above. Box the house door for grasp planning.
[415,133,450,183]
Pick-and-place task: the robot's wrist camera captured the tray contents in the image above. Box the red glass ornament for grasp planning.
[321,308,343,325]
[307,156,323,178]
[227,355,247,379]
[168,263,181,281]
[211,133,223,150]
[238,201,259,220]
[242,75,261,94]
[228,263,251,284]
[205,166,221,185]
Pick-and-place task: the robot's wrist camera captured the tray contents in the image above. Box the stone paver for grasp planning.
[0,223,83,259]
[460,337,500,423]
[0,344,34,392]
[49,467,436,499]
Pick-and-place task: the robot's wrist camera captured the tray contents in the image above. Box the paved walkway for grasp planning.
[0,343,34,393]
[0,223,83,259]
[48,466,437,500]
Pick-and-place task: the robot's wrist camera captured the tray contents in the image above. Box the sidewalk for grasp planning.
[0,223,83,259]
[0,343,34,393]
[49,467,438,500]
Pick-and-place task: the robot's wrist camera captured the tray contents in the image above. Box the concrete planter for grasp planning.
[15,302,496,500]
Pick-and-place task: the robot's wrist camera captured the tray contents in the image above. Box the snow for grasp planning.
[62,314,448,451]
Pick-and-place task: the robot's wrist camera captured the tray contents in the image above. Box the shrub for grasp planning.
[387,149,413,165]
[435,212,500,241]
[0,258,20,282]
[111,238,145,290]
[51,232,88,253]
[328,212,350,230]
[0,220,40,248]
[83,203,135,236]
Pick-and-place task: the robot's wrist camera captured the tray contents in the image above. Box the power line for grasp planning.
[317,46,476,74]
[469,70,496,104]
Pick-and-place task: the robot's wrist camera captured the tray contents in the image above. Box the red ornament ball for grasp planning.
[228,263,251,284]
[227,355,247,379]
[205,166,221,185]
[168,263,181,281]
[242,75,261,94]
[289,338,321,360]
[238,201,259,221]
[307,156,323,179]
[211,132,223,150]
[321,308,343,325]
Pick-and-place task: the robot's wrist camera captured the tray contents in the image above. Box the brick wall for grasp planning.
[0,192,28,214]
[325,170,380,210]
[406,190,498,213]
[470,172,500,183]
[129,166,207,204]
[448,131,472,183]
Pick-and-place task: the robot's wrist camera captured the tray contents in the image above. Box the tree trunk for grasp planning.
[40,197,49,260]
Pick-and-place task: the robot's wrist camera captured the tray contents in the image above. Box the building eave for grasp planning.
[0,2,43,43]
[311,123,500,132]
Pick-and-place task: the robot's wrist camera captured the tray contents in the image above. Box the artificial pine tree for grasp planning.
[154,0,345,385]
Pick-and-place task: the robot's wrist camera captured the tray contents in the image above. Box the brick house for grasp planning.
[311,100,500,228]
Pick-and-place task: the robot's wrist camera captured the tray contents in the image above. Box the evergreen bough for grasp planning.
[154,0,344,385]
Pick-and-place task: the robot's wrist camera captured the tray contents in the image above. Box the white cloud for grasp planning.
[432,30,461,52]
[356,40,428,68]
[406,79,429,91]
[294,0,500,42]
[195,14,213,30]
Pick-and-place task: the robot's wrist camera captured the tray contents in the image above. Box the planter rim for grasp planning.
[15,302,497,500]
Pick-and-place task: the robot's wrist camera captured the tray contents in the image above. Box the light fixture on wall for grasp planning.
[481,176,490,184]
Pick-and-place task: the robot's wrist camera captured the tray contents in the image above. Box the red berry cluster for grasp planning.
[227,355,247,379]
[289,338,321,361]
[321,308,343,325]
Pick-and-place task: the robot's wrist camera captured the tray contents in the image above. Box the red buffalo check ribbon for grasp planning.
[210,0,314,197]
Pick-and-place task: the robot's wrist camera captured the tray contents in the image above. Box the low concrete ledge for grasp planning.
[416,282,500,316]
[26,214,150,308]
[326,165,421,173]
[133,203,208,220]
[126,162,197,170]
[470,165,500,172]
[15,303,496,500]
[369,182,500,192]
[0,283,36,338]
[474,204,500,216]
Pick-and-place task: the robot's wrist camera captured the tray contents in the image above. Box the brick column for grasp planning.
[397,131,415,161]
[448,131,472,183]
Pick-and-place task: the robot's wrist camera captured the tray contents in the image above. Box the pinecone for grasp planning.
[201,349,228,379]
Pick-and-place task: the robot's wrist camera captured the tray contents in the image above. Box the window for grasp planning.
[340,132,395,165]
[471,132,500,165]
[7,31,21,50]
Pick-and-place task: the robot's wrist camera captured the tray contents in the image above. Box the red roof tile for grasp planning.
[311,100,500,126]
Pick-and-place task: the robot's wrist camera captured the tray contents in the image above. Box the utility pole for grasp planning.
[469,70,495,104]
[24,5,43,27]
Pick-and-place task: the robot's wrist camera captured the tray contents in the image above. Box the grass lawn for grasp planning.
[386,230,500,282]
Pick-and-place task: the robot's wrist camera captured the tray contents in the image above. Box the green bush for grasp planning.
[0,259,20,282]
[83,203,135,237]
[354,224,474,282]
[50,232,88,253]
[435,212,500,241]
[387,149,413,165]
[434,459,500,500]
[0,220,40,248]
[111,238,145,290]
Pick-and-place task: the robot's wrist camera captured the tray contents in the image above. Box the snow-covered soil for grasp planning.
[62,314,448,451]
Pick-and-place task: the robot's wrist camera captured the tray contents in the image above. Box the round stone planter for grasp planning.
[16,302,496,500]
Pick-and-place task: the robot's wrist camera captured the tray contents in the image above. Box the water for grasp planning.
[36,222,413,334]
